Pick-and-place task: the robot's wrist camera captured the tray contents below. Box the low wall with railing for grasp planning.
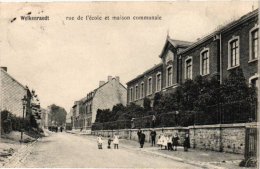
[91,122,258,154]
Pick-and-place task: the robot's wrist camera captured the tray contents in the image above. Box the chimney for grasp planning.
[115,76,120,82]
[1,67,7,72]
[108,76,112,82]
[99,81,105,87]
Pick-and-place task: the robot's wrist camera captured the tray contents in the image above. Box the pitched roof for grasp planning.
[179,9,258,55]
[0,68,26,90]
[159,37,193,58]
[168,39,193,48]
[127,63,163,85]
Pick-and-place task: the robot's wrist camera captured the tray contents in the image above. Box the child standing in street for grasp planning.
[172,132,179,151]
[107,135,113,149]
[167,134,173,151]
[113,134,119,149]
[97,135,103,149]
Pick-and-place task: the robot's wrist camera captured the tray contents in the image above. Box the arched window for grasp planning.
[185,57,192,79]
[200,48,210,76]
[166,66,173,87]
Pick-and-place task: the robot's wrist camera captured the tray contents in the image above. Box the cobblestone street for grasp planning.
[6,132,203,168]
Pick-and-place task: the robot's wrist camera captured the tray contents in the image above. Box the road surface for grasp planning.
[12,132,202,168]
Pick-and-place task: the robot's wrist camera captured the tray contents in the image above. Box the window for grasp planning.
[249,74,259,89]
[166,66,173,87]
[250,28,259,61]
[156,73,161,91]
[140,82,144,98]
[165,50,174,63]
[185,57,192,79]
[228,36,240,69]
[135,85,139,100]
[147,77,152,95]
[200,49,209,75]
[129,88,133,102]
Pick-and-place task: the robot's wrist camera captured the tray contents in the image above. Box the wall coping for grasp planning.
[188,122,259,129]
[91,122,259,132]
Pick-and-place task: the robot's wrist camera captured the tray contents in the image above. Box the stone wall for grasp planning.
[92,127,189,144]
[92,122,257,154]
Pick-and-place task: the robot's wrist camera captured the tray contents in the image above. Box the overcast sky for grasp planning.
[0,2,258,113]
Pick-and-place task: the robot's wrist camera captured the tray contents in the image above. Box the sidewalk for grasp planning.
[79,133,252,169]
[119,139,248,169]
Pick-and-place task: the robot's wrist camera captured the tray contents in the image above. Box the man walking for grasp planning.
[150,129,156,146]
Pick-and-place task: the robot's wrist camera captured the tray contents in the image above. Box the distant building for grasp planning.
[0,67,32,118]
[127,9,258,107]
[71,76,127,131]
[40,108,51,129]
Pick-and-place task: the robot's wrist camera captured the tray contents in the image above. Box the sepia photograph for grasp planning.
[0,1,259,168]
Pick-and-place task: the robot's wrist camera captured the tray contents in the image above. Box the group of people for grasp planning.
[137,128,190,151]
[97,134,119,149]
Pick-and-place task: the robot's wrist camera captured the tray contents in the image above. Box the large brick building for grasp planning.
[72,76,127,131]
[127,9,258,107]
[0,67,32,117]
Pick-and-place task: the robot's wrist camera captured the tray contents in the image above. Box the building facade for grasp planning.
[127,9,258,107]
[0,67,32,117]
[72,76,127,131]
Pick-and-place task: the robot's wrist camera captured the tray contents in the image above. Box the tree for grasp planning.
[143,97,151,112]
[49,104,67,126]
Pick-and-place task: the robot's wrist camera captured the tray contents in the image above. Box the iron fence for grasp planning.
[92,99,257,130]
[92,120,131,130]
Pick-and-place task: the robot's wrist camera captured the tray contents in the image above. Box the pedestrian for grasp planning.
[137,128,142,142]
[113,134,119,149]
[151,115,156,128]
[183,133,190,152]
[167,134,173,151]
[150,129,157,146]
[172,132,179,151]
[107,135,113,149]
[55,126,58,133]
[140,132,146,148]
[97,135,103,149]
[157,133,163,149]
[162,133,168,150]
[60,126,63,132]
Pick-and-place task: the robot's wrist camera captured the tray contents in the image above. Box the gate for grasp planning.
[245,127,258,159]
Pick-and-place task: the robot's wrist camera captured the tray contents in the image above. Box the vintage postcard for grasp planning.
[0,1,259,168]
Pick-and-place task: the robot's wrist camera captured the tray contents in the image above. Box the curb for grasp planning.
[2,138,40,167]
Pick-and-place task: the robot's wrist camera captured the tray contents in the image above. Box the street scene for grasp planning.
[0,2,259,169]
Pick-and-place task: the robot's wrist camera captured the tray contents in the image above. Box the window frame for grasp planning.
[129,87,133,102]
[135,84,139,100]
[228,36,240,70]
[147,77,153,96]
[200,48,210,76]
[156,72,162,92]
[249,73,259,88]
[140,82,144,99]
[249,25,259,62]
[166,65,173,87]
[185,56,193,80]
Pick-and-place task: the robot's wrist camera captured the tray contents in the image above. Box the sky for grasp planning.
[0,1,258,113]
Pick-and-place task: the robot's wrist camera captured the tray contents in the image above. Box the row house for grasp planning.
[127,9,258,107]
[72,76,127,131]
[0,67,32,118]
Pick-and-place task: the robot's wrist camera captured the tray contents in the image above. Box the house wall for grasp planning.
[181,38,219,83]
[221,16,258,83]
[0,69,27,117]
[92,78,127,123]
